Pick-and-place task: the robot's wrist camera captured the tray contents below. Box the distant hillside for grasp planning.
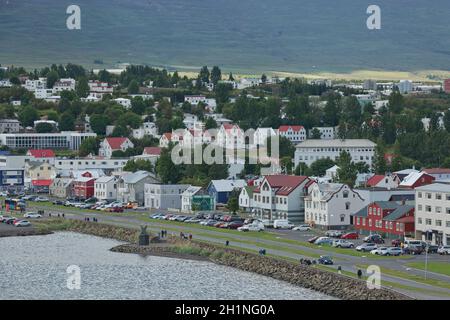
[0,0,449,73]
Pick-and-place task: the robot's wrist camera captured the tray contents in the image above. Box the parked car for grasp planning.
[318,256,333,265]
[356,243,378,252]
[164,214,174,220]
[150,213,163,219]
[52,200,65,206]
[23,212,42,219]
[273,219,294,229]
[403,245,424,255]
[185,217,202,224]
[14,220,31,227]
[199,219,215,226]
[34,196,49,202]
[341,232,359,240]
[385,247,404,256]
[259,219,274,228]
[314,237,333,246]
[238,223,265,232]
[307,236,320,243]
[214,221,227,228]
[108,206,124,213]
[326,230,344,238]
[0,215,12,222]
[371,247,389,255]
[437,245,450,255]
[332,239,354,248]
[227,221,244,229]
[174,215,188,222]
[4,217,19,225]
[292,224,311,231]
[391,239,402,247]
[425,244,439,254]
[364,234,384,244]
[0,191,9,197]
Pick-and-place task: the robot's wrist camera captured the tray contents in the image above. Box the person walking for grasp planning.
[225,240,229,246]
[357,269,363,279]
[188,234,192,241]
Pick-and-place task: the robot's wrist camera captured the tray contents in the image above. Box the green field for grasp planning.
[406,262,450,277]
[1,0,449,76]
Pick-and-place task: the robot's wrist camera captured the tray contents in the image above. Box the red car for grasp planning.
[391,239,402,247]
[341,232,359,240]
[227,221,244,229]
[108,206,124,213]
[307,236,320,243]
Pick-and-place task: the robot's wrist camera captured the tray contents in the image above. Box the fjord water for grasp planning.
[0,232,332,300]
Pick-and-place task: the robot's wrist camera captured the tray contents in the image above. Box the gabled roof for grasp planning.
[399,172,434,187]
[209,179,246,192]
[422,168,450,175]
[95,176,116,184]
[105,137,128,150]
[366,175,385,187]
[278,125,304,132]
[28,149,55,158]
[254,175,309,196]
[182,186,202,197]
[143,147,162,156]
[243,186,255,197]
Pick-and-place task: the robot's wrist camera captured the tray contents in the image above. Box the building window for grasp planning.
[426,219,432,225]
[436,193,442,200]
[436,220,442,227]
[418,217,422,224]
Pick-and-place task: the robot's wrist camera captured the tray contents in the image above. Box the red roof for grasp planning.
[32,179,53,187]
[422,168,450,174]
[105,137,128,150]
[143,147,162,156]
[163,133,172,140]
[278,125,304,132]
[254,175,309,195]
[28,149,55,158]
[396,216,415,224]
[366,175,385,187]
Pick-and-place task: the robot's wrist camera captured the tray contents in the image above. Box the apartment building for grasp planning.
[0,132,96,150]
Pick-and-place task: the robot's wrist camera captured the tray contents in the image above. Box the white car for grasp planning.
[356,243,377,252]
[34,196,49,202]
[438,245,450,255]
[238,224,264,232]
[370,247,389,255]
[332,239,355,248]
[273,219,294,229]
[0,191,8,197]
[14,220,31,227]
[385,247,403,256]
[23,212,42,219]
[293,224,311,231]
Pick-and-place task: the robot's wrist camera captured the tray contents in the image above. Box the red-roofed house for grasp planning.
[278,125,306,143]
[216,124,245,149]
[73,176,96,199]
[143,147,162,156]
[31,179,53,194]
[366,174,400,189]
[422,168,450,181]
[252,175,311,223]
[399,172,435,189]
[99,137,134,158]
[27,149,56,164]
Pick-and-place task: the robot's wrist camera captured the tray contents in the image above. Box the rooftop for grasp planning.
[295,139,376,148]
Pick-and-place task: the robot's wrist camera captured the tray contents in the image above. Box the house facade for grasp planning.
[181,186,202,213]
[99,137,134,158]
[94,176,117,201]
[278,125,306,143]
[239,186,255,212]
[50,178,73,199]
[117,171,159,206]
[144,184,190,210]
[304,182,365,229]
[366,174,401,189]
[207,179,247,205]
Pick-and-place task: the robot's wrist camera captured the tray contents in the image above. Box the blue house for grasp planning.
[207,179,247,205]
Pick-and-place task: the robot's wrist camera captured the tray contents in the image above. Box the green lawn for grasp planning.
[406,262,450,277]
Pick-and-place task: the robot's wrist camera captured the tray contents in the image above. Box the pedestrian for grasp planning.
[225,240,229,246]
[189,234,192,241]
[337,266,342,274]
[49,213,52,217]
[87,217,90,222]
[299,258,304,264]
[180,232,184,239]
[58,213,60,218]
[62,213,65,218]
[357,269,363,279]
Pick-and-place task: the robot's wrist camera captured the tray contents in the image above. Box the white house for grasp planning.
[98,137,134,158]
[278,125,306,144]
[239,186,255,213]
[254,128,277,146]
[181,186,203,213]
[421,168,450,181]
[216,124,245,150]
[88,80,114,97]
[94,176,117,201]
[144,183,190,210]
[0,119,20,133]
[23,78,47,91]
[415,183,450,245]
[113,98,132,109]
[0,79,12,87]
[366,174,401,189]
[52,78,76,93]
[132,122,158,139]
[252,175,311,223]
[117,171,159,206]
[309,127,335,140]
[304,182,365,229]
[294,139,376,167]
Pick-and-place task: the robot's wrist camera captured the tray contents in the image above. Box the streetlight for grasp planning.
[424,229,432,280]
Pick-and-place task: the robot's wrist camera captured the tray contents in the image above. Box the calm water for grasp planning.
[0,232,332,300]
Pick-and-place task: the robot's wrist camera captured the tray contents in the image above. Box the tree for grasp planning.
[123,159,154,173]
[59,112,75,131]
[210,66,222,85]
[35,122,55,133]
[280,156,293,174]
[111,125,130,137]
[372,145,387,174]
[46,71,59,89]
[261,74,267,84]
[127,80,140,94]
[227,192,239,214]
[388,89,404,114]
[205,117,218,130]
[310,158,335,177]
[79,137,99,157]
[90,114,108,135]
[18,106,39,127]
[156,148,182,183]
[310,128,321,139]
[336,151,357,187]
[76,77,90,98]
[294,162,311,176]
[199,66,210,83]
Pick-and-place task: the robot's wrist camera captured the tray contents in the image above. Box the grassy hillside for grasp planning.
[0,0,449,75]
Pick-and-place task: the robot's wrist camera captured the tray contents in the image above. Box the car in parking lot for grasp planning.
[292,224,311,231]
[307,236,320,243]
[14,220,31,227]
[391,239,402,247]
[52,200,65,206]
[314,237,333,246]
[425,244,439,254]
[318,256,333,265]
[403,245,424,255]
[184,217,202,223]
[4,217,19,225]
[238,223,265,232]
[0,215,12,222]
[371,247,389,255]
[227,221,245,229]
[23,212,42,218]
[385,247,404,256]
[332,239,355,248]
[341,232,359,240]
[364,234,384,244]
[273,219,294,229]
[356,243,378,252]
[325,230,344,238]
[34,196,49,202]
[438,245,450,255]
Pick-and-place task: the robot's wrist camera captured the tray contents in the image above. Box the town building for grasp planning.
[73,176,96,200]
[397,80,413,94]
[252,175,310,223]
[415,183,450,245]
[216,124,245,150]
[112,98,131,108]
[0,132,96,150]
[117,171,159,206]
[239,186,255,213]
[132,122,158,139]
[26,149,56,164]
[0,119,20,133]
[444,79,450,94]
[207,179,247,205]
[54,157,128,174]
[181,186,203,213]
[421,168,450,181]
[49,177,73,198]
[253,128,277,146]
[144,183,190,210]
[94,176,117,201]
[309,127,335,140]
[294,139,376,167]
[88,80,114,97]
[365,174,401,189]
[353,201,415,239]
[98,137,134,158]
[304,182,365,229]
[52,78,76,93]
[278,125,306,144]
[399,171,435,189]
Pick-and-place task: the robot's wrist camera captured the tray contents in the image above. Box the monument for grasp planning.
[138,225,150,246]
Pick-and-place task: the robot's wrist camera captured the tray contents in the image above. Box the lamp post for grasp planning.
[424,229,432,280]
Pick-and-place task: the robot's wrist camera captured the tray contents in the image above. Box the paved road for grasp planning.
[24,203,450,300]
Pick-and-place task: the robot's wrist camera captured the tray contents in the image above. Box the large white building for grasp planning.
[415,183,450,245]
[304,182,365,229]
[278,125,306,144]
[94,176,117,201]
[294,139,376,167]
[144,183,190,210]
[0,132,96,150]
[309,127,335,140]
[0,119,20,133]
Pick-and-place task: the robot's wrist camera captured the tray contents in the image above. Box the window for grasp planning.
[418,192,422,198]
[418,205,422,211]
[426,219,432,225]
[425,206,432,212]
[340,214,345,222]
[436,193,442,200]
[418,217,422,224]
[343,191,349,198]
[345,202,350,210]
[436,220,442,227]
[436,207,442,214]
